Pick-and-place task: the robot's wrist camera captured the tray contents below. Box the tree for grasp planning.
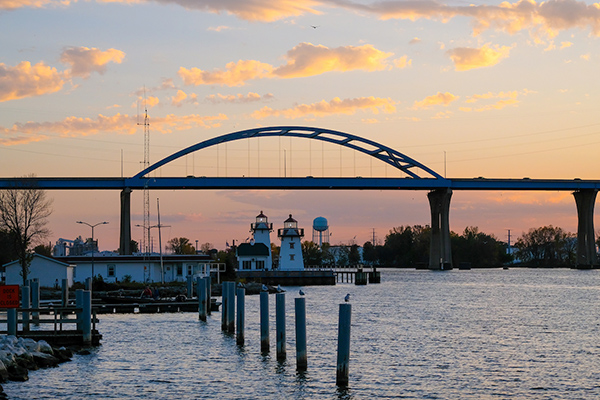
[167,237,196,254]
[302,241,322,266]
[200,242,213,253]
[514,226,575,267]
[33,243,52,257]
[0,179,53,285]
[452,226,509,268]
[0,229,18,267]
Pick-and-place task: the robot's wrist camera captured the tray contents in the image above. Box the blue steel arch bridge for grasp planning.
[1,126,599,269]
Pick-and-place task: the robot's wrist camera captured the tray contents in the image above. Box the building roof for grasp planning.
[2,253,74,269]
[284,214,297,223]
[237,242,270,257]
[54,254,212,264]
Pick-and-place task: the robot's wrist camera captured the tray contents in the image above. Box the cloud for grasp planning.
[179,42,395,86]
[412,92,458,109]
[461,90,522,111]
[0,61,66,102]
[171,90,198,106]
[409,37,422,44]
[251,96,396,119]
[206,92,273,104]
[447,44,512,71]
[0,0,59,11]
[207,25,232,32]
[344,0,600,39]
[178,60,274,87]
[60,46,125,78]
[272,43,393,78]
[393,55,412,68]
[0,112,228,146]
[94,0,322,22]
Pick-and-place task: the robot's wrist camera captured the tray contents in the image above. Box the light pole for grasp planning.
[76,221,109,284]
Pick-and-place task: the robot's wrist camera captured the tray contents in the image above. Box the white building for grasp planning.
[54,254,219,284]
[250,211,273,268]
[236,241,271,271]
[3,254,75,288]
[277,214,305,271]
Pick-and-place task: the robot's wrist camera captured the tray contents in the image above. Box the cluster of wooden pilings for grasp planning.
[217,281,353,386]
[331,266,381,285]
[1,278,100,346]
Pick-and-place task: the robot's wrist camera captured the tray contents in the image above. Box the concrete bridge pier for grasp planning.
[119,188,132,255]
[573,189,598,268]
[428,188,453,270]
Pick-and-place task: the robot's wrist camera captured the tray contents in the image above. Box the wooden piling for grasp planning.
[186,276,193,298]
[61,279,69,307]
[21,285,30,332]
[236,287,245,345]
[260,291,269,352]
[226,282,235,333]
[276,292,286,360]
[31,279,40,325]
[295,297,307,371]
[336,303,352,386]
[7,309,17,336]
[205,276,212,316]
[81,290,92,345]
[221,282,228,331]
[197,277,207,321]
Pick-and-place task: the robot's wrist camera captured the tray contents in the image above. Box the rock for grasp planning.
[32,352,60,368]
[53,347,73,363]
[6,364,28,382]
[77,349,91,356]
[15,353,37,371]
[0,360,8,383]
[38,340,54,355]
[0,384,8,400]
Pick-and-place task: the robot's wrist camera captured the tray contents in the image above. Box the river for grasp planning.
[4,268,600,399]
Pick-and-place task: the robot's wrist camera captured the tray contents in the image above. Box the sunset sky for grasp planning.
[1,0,600,252]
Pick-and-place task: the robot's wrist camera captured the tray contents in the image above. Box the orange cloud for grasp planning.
[206,92,273,104]
[413,92,459,109]
[0,0,57,10]
[178,60,274,87]
[393,55,412,68]
[0,61,66,102]
[60,46,125,78]
[272,43,393,78]
[0,112,228,145]
[447,44,512,71]
[461,90,525,112]
[251,96,396,119]
[350,0,600,39]
[170,90,199,107]
[179,42,395,86]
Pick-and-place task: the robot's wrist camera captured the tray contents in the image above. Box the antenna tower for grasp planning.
[139,90,151,255]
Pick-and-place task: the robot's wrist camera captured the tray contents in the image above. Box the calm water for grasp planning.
[4,269,600,399]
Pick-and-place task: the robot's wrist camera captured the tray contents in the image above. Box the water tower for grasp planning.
[312,216,330,247]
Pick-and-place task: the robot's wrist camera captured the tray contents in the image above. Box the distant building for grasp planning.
[3,254,75,287]
[236,241,271,271]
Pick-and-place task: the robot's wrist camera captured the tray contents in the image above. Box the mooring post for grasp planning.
[276,292,286,360]
[260,290,269,352]
[21,285,30,333]
[75,289,83,331]
[7,308,17,336]
[295,297,307,371]
[81,290,92,345]
[197,277,207,321]
[227,282,236,333]
[31,278,40,326]
[206,275,212,316]
[236,287,245,346]
[336,303,352,386]
[61,278,69,307]
[221,282,228,331]
[187,275,193,298]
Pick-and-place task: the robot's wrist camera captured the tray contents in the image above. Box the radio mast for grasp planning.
[138,89,151,256]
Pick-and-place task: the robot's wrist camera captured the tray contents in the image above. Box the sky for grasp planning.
[1,0,600,253]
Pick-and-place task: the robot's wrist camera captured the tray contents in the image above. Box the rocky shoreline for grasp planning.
[0,335,86,398]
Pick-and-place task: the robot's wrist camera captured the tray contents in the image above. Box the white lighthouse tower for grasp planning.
[251,211,273,269]
[278,214,305,271]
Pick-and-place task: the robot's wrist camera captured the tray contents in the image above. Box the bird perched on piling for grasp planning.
[261,284,269,292]
[277,285,283,293]
[344,293,350,302]
[299,289,305,296]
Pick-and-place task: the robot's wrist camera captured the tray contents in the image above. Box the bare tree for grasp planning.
[0,178,53,285]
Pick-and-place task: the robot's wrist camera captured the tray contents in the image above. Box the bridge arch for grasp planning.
[133,126,444,180]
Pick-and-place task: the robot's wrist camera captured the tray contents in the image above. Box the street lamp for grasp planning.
[76,221,109,284]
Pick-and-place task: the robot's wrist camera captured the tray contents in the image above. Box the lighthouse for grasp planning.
[277,214,305,271]
[251,211,273,269]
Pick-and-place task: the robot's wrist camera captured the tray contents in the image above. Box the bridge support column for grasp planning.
[428,188,453,270]
[119,188,132,255]
[573,189,598,269]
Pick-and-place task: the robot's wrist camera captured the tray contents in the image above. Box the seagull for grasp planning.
[344,293,350,302]
[311,25,319,29]
[299,289,305,296]
[237,282,245,288]
[277,285,283,293]
[262,284,269,292]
